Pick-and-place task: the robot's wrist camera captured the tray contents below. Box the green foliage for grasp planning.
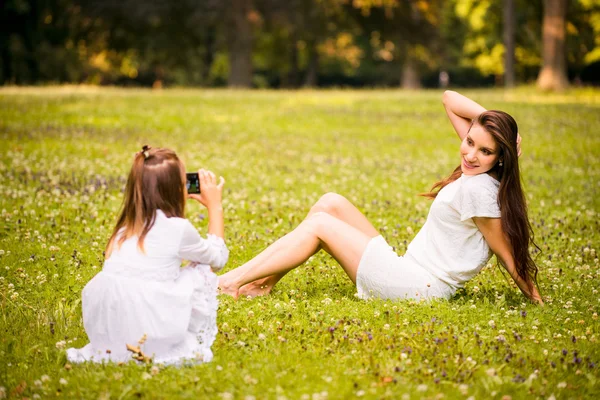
[453,0,512,77]
[2,0,600,87]
[0,87,600,398]
[568,0,600,68]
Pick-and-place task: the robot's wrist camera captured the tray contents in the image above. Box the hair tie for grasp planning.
[141,145,151,159]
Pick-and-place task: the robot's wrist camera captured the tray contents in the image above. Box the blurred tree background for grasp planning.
[1,0,599,89]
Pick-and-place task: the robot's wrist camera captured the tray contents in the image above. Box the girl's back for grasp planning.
[104,210,227,281]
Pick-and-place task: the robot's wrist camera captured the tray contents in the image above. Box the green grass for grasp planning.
[0,86,599,399]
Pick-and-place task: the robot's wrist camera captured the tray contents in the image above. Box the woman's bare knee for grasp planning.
[305,211,334,236]
[310,192,347,216]
[304,211,370,283]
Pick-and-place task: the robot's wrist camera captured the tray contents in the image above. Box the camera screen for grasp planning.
[186,173,201,194]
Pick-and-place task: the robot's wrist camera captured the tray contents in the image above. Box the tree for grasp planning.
[345,0,443,88]
[537,0,569,90]
[227,0,254,87]
[503,0,516,87]
[565,0,600,83]
[0,0,108,84]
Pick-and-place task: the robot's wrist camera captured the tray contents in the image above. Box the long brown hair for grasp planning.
[423,111,539,287]
[106,146,186,257]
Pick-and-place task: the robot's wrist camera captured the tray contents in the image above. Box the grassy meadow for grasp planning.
[0,86,599,399]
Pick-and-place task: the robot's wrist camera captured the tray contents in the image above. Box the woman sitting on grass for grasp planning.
[68,146,228,364]
[219,91,543,304]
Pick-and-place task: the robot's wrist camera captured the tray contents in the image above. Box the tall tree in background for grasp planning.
[302,0,329,87]
[228,0,254,87]
[401,1,442,89]
[350,0,442,89]
[537,0,569,90]
[503,0,516,87]
[257,0,329,88]
[296,0,337,87]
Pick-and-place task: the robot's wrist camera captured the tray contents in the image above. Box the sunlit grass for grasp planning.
[0,86,599,399]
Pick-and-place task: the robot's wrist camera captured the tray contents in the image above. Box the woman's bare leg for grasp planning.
[307,192,380,237]
[228,192,380,296]
[219,212,372,299]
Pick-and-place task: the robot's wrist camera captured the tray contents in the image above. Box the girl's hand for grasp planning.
[188,169,225,209]
[517,133,522,157]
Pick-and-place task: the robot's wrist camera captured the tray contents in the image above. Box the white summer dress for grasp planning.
[356,173,501,301]
[66,210,229,364]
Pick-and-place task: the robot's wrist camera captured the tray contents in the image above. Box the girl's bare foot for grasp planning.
[238,277,276,298]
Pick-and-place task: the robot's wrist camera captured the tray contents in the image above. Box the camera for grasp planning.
[186,172,201,194]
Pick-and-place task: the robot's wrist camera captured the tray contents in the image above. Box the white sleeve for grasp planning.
[178,220,229,271]
[458,180,501,221]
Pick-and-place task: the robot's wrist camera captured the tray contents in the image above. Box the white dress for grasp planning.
[356,173,501,300]
[67,210,229,364]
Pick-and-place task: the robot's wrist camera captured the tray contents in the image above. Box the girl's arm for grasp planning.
[442,90,487,141]
[473,216,543,304]
[189,169,225,239]
[179,223,229,271]
[188,169,227,271]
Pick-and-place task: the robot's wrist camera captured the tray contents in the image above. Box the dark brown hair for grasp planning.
[106,146,186,257]
[423,110,539,288]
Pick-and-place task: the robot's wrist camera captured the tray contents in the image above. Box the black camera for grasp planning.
[186,172,201,194]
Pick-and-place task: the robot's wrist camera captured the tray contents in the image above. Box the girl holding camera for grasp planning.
[68,147,228,364]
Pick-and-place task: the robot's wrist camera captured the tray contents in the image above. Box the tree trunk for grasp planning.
[22,4,40,84]
[303,40,319,87]
[537,0,569,90]
[401,57,421,89]
[203,25,216,84]
[287,29,299,88]
[503,0,516,88]
[227,0,253,88]
[0,36,12,84]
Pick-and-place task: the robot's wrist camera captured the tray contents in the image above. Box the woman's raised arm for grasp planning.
[473,216,543,304]
[442,90,487,141]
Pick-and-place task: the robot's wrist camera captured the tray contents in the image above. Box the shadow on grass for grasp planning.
[452,286,526,307]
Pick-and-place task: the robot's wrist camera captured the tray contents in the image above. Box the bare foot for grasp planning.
[218,276,240,299]
[238,277,275,298]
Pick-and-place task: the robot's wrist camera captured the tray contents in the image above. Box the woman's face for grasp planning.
[460,124,500,176]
